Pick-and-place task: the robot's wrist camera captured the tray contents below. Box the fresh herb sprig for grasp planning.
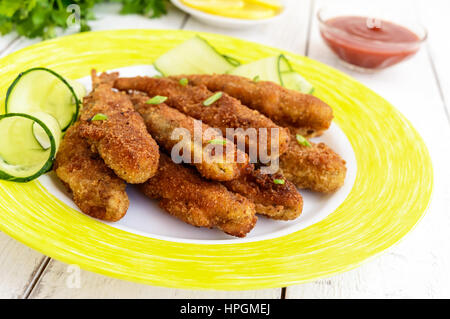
[0,0,168,39]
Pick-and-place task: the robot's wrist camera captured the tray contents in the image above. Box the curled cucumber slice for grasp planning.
[5,67,85,131]
[228,54,315,93]
[154,36,239,75]
[281,71,315,94]
[0,112,61,182]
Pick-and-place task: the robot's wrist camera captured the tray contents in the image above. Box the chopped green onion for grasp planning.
[208,139,227,145]
[90,113,108,121]
[147,95,168,104]
[153,75,162,78]
[273,179,285,185]
[253,75,260,82]
[203,92,223,106]
[179,78,188,86]
[296,134,311,147]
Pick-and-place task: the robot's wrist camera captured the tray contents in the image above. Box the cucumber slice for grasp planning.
[228,54,314,93]
[32,122,52,150]
[0,112,61,182]
[282,71,315,94]
[154,36,238,75]
[5,68,85,131]
[228,54,291,85]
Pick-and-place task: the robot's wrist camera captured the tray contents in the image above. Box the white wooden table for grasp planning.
[1,0,449,299]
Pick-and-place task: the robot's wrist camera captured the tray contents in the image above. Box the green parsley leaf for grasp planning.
[0,0,168,39]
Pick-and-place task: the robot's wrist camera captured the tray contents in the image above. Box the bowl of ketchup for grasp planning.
[318,7,427,71]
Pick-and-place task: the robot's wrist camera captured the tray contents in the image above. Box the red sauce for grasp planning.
[320,16,421,69]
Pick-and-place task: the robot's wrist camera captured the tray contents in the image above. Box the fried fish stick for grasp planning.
[279,135,347,193]
[114,76,290,160]
[78,70,159,184]
[175,74,333,137]
[129,92,248,181]
[54,123,129,222]
[224,168,303,220]
[140,154,257,238]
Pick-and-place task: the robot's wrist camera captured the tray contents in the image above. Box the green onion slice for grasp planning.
[147,95,168,104]
[273,179,285,185]
[296,134,311,147]
[90,113,108,121]
[179,78,188,86]
[208,139,227,145]
[203,92,223,106]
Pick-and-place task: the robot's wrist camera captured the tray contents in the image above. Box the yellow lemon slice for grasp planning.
[181,0,245,10]
[246,0,283,10]
[190,3,277,20]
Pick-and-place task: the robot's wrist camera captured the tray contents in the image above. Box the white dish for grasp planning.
[170,0,285,29]
[38,64,357,245]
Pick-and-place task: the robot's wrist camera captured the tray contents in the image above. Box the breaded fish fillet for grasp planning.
[176,74,333,137]
[279,135,347,193]
[224,167,303,220]
[78,70,159,184]
[54,123,129,222]
[140,154,257,238]
[129,92,248,181]
[114,76,290,161]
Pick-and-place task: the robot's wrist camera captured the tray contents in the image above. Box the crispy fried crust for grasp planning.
[78,70,159,184]
[140,154,257,237]
[176,74,333,137]
[114,76,290,160]
[129,92,249,181]
[224,167,303,220]
[279,135,347,193]
[54,123,129,222]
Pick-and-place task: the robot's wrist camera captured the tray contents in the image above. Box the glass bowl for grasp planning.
[317,6,427,72]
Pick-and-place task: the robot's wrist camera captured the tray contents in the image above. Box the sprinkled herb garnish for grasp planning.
[208,139,227,145]
[253,75,260,82]
[179,78,188,86]
[146,95,168,104]
[296,134,311,147]
[273,179,285,185]
[153,75,162,78]
[203,92,223,106]
[90,113,108,121]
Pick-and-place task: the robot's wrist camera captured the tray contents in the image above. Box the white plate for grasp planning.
[38,65,357,245]
[170,0,285,29]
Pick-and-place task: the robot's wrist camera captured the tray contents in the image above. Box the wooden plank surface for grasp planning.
[0,0,449,298]
[28,260,280,299]
[286,0,450,298]
[416,0,450,121]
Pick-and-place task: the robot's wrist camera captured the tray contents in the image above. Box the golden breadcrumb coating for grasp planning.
[114,76,290,160]
[280,134,347,193]
[78,70,159,184]
[224,167,303,220]
[129,92,248,181]
[140,154,257,238]
[176,74,333,138]
[54,123,129,222]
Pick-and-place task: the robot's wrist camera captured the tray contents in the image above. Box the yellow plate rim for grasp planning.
[0,29,433,290]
